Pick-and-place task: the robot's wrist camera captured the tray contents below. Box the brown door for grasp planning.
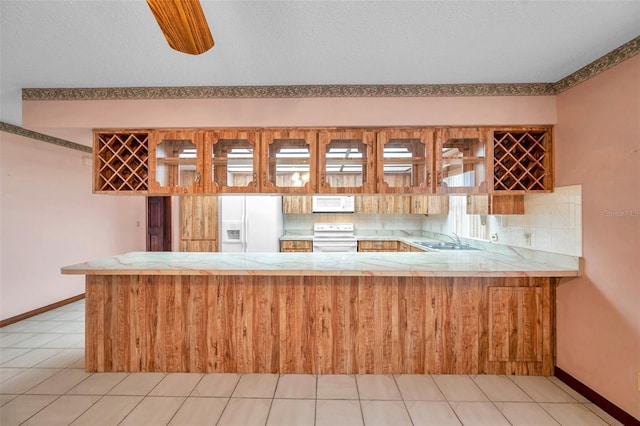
[147,196,172,251]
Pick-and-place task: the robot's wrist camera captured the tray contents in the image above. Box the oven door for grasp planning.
[312,239,358,253]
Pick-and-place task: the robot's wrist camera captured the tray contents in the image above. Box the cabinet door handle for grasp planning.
[194,172,201,183]
[262,172,266,186]
[437,171,442,186]
[321,172,325,185]
[427,171,432,188]
[253,172,257,186]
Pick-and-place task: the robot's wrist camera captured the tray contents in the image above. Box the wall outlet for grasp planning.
[524,231,532,246]
[491,233,499,242]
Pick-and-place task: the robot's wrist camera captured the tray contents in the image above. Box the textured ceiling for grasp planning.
[1,0,639,125]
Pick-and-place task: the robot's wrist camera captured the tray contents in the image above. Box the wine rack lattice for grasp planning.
[95,133,149,192]
[493,131,552,192]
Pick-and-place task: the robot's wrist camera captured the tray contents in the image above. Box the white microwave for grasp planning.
[312,195,355,213]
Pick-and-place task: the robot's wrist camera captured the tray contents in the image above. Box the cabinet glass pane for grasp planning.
[325,139,368,188]
[156,139,197,187]
[383,139,427,188]
[441,137,485,189]
[268,139,311,188]
[211,139,255,188]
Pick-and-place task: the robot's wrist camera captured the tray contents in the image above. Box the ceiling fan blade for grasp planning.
[146,0,214,55]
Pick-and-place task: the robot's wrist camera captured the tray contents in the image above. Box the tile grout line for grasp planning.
[164,372,207,425]
[391,374,415,426]
[264,374,281,426]
[431,374,466,426]
[354,374,365,426]
[547,376,618,425]
[215,373,243,426]
[505,374,578,425]
[467,374,515,425]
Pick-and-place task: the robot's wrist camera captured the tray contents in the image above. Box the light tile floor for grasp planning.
[0,300,624,426]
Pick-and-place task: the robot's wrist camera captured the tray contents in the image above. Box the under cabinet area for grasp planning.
[358,240,399,252]
[280,240,312,252]
[93,126,553,196]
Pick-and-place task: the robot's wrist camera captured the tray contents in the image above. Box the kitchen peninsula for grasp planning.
[62,250,580,376]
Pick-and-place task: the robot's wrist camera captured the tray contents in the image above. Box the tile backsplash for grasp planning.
[487,185,582,256]
[422,185,582,256]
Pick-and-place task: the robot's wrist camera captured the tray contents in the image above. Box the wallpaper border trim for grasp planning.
[0,122,92,153]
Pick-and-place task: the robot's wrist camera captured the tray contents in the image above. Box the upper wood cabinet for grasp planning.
[148,130,205,194]
[261,130,318,193]
[204,129,260,193]
[355,195,412,214]
[410,195,449,215]
[318,130,376,193]
[282,195,314,213]
[467,194,525,215]
[435,128,491,195]
[491,128,553,193]
[94,131,150,193]
[95,126,553,196]
[376,129,435,193]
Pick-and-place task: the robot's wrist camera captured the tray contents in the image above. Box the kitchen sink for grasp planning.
[413,241,481,251]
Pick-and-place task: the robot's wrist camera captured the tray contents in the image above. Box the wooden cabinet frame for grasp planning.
[376,128,435,194]
[148,129,205,194]
[204,129,260,193]
[318,129,376,194]
[260,129,318,194]
[434,127,492,195]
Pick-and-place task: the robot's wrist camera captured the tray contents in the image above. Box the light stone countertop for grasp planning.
[61,251,581,278]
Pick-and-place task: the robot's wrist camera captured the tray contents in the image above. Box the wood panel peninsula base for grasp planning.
[62,252,580,375]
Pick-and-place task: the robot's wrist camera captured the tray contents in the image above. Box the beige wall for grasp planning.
[0,132,146,320]
[23,96,557,133]
[556,55,640,418]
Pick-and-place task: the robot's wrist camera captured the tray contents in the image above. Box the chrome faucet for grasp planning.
[436,232,462,246]
[451,232,462,245]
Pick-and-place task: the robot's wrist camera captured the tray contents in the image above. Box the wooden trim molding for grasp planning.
[21,36,639,101]
[554,366,640,426]
[0,122,92,154]
[0,294,85,328]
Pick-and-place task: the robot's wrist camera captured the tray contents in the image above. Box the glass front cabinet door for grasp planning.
[435,128,491,194]
[204,130,260,193]
[148,130,204,194]
[318,130,376,193]
[376,129,435,193]
[260,130,317,193]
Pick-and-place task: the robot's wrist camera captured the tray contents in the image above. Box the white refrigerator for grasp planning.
[219,195,284,252]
